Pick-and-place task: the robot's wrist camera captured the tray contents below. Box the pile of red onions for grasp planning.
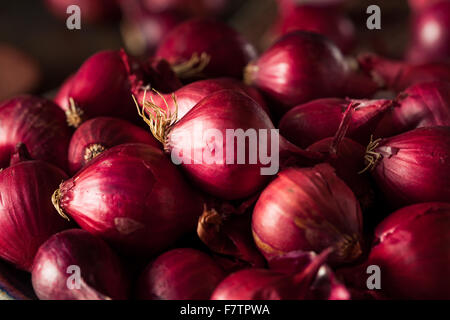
[32,229,130,300]
[252,164,363,266]
[68,117,159,174]
[244,31,349,115]
[0,96,71,171]
[156,18,257,80]
[52,143,203,257]
[362,126,450,208]
[137,248,226,300]
[0,153,70,271]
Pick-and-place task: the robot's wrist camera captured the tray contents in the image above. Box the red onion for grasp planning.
[32,229,130,300]
[362,126,450,208]
[279,98,394,148]
[245,31,349,115]
[273,6,356,53]
[374,81,450,138]
[252,163,363,266]
[137,248,226,300]
[358,53,450,93]
[156,18,257,80]
[44,0,121,24]
[407,1,450,64]
[68,117,160,174]
[0,96,71,171]
[0,157,70,271]
[340,202,450,299]
[408,0,447,11]
[138,89,322,200]
[52,143,203,257]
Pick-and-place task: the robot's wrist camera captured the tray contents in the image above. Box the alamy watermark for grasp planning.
[66,5,81,30]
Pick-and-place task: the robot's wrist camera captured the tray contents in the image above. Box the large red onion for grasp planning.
[362,126,450,208]
[252,164,363,266]
[156,19,257,80]
[0,157,70,271]
[279,98,394,148]
[244,31,349,115]
[68,117,160,174]
[358,53,450,93]
[138,89,322,200]
[0,96,71,171]
[137,248,226,300]
[407,1,450,64]
[44,0,121,24]
[32,229,130,300]
[374,81,450,138]
[52,143,203,257]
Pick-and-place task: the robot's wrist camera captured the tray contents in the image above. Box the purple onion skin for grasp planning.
[351,203,450,300]
[156,18,257,79]
[0,96,71,172]
[68,117,160,174]
[137,248,226,300]
[252,164,363,266]
[32,229,130,300]
[0,161,70,271]
[369,127,450,208]
[56,143,203,257]
[407,1,450,64]
[245,31,348,116]
[375,81,450,138]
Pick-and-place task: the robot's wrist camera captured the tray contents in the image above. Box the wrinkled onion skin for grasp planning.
[32,229,130,300]
[137,248,226,300]
[252,164,363,265]
[156,18,257,79]
[247,31,348,115]
[368,203,450,299]
[0,96,71,171]
[68,117,160,174]
[371,127,450,208]
[58,144,203,257]
[0,161,70,271]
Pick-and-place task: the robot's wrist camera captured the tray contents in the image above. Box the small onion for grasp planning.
[137,248,226,300]
[252,163,363,266]
[32,229,130,300]
[52,143,203,257]
[0,96,71,171]
[68,117,160,174]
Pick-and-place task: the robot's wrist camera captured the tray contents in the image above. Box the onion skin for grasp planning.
[68,117,160,174]
[44,0,121,24]
[0,160,70,271]
[54,143,203,257]
[407,1,450,64]
[137,248,226,300]
[366,127,450,208]
[252,164,363,266]
[375,81,450,138]
[0,96,71,172]
[245,31,348,115]
[279,98,393,148]
[156,18,257,80]
[32,229,130,300]
[358,53,450,93]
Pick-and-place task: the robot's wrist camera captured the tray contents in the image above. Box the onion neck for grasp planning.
[52,187,70,221]
[243,62,258,86]
[66,98,84,128]
[359,136,383,174]
[84,144,106,163]
[171,52,211,79]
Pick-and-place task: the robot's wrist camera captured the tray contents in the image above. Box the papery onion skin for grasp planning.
[407,1,450,64]
[245,31,348,115]
[54,143,203,257]
[44,0,121,24]
[68,117,160,174]
[0,160,70,271]
[137,248,226,300]
[374,81,450,138]
[32,229,130,300]
[156,18,257,80]
[0,96,71,171]
[252,163,363,266]
[367,127,450,208]
[279,98,393,148]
